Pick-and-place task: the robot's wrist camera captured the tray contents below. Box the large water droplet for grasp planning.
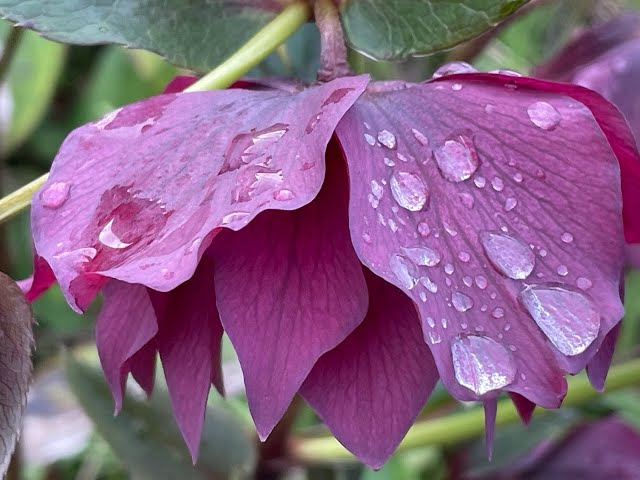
[491,177,504,192]
[231,167,283,203]
[432,61,477,78]
[402,246,441,267]
[370,180,384,199]
[527,102,561,131]
[390,172,429,211]
[481,232,535,280]
[452,292,474,312]
[519,285,600,356]
[221,124,288,173]
[389,254,419,289]
[98,218,133,249]
[451,335,516,395]
[434,134,479,182]
[40,182,71,209]
[377,130,397,149]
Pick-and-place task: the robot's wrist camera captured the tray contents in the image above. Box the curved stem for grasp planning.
[290,357,640,463]
[0,173,48,223]
[314,0,350,82]
[184,2,310,92]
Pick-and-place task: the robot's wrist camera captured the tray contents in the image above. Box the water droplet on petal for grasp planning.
[377,130,397,149]
[463,276,473,287]
[459,192,475,209]
[444,221,458,237]
[434,135,480,182]
[504,197,518,211]
[444,263,454,275]
[370,180,384,199]
[451,335,516,395]
[561,232,574,243]
[451,83,463,91]
[576,277,593,290]
[362,231,371,243]
[390,254,419,289]
[432,61,477,78]
[539,249,548,257]
[475,275,488,289]
[556,264,569,277]
[40,182,71,209]
[421,276,438,293]
[411,128,429,146]
[491,177,504,192]
[527,102,561,131]
[222,124,288,173]
[491,307,505,319]
[222,211,250,224]
[384,157,396,167]
[98,218,133,249]
[364,133,376,146]
[513,172,523,183]
[390,171,429,211]
[418,221,431,237]
[481,232,535,280]
[273,189,295,201]
[402,246,441,267]
[458,251,471,262]
[452,292,474,312]
[474,176,486,188]
[485,104,496,114]
[519,285,600,356]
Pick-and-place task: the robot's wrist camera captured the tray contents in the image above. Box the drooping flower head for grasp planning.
[23,63,640,468]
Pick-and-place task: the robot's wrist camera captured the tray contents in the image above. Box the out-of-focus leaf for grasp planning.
[618,271,640,355]
[127,49,178,93]
[65,354,256,480]
[0,1,288,72]
[599,390,640,430]
[339,0,528,61]
[0,272,33,476]
[0,23,65,155]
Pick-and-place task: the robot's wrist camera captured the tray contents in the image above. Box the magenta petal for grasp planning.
[149,254,223,461]
[337,75,627,407]
[483,398,497,459]
[18,255,56,302]
[509,392,536,425]
[127,339,157,397]
[300,271,438,468]
[586,323,620,391]
[31,76,368,311]
[212,148,368,439]
[96,281,158,411]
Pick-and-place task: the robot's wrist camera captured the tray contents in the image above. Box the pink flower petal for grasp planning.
[509,392,536,425]
[18,255,56,302]
[586,323,620,391]
[211,147,368,439]
[300,270,438,468]
[484,398,497,459]
[96,281,158,412]
[31,76,368,311]
[337,74,629,407]
[148,253,223,461]
[127,339,157,397]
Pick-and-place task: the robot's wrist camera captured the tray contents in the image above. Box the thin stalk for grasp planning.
[0,173,48,223]
[314,0,350,81]
[291,357,640,463]
[184,2,310,92]
[0,27,23,84]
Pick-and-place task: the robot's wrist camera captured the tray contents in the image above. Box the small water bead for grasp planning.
[577,277,593,290]
[388,219,399,233]
[384,157,396,167]
[458,252,471,263]
[98,218,133,249]
[491,176,504,192]
[492,307,505,319]
[513,172,524,183]
[273,189,295,201]
[444,221,458,237]
[461,322,468,329]
[432,61,477,78]
[418,221,431,237]
[426,316,436,328]
[561,232,574,243]
[519,285,600,356]
[481,232,535,280]
[390,171,429,211]
[402,246,441,267]
[419,291,427,302]
[427,332,442,344]
[484,104,496,114]
[452,292,474,312]
[222,211,250,224]
[445,278,452,287]
[504,197,518,211]
[474,176,486,188]
[434,135,480,182]
[444,263,455,275]
[441,318,449,329]
[40,182,71,209]
[451,335,516,395]
[527,101,561,131]
[539,249,548,257]
[370,180,384,199]
[535,169,546,179]
[421,276,438,293]
[463,276,473,287]
[411,128,430,146]
[389,254,419,289]
[364,133,376,146]
[368,194,379,209]
[451,83,463,91]
[504,323,511,332]
[459,192,475,209]
[475,275,488,289]
[481,305,488,312]
[362,232,371,243]
[557,265,569,277]
[396,152,410,163]
[378,130,397,149]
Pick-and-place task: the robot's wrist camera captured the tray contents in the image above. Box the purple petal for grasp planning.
[212,145,368,439]
[337,74,628,407]
[300,270,438,468]
[586,323,620,391]
[96,281,158,411]
[509,392,536,425]
[18,255,56,302]
[149,254,223,461]
[127,339,157,397]
[31,76,368,311]
[484,398,497,459]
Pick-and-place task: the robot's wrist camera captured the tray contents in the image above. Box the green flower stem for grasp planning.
[0,2,310,223]
[184,2,310,92]
[291,357,640,463]
[0,173,48,223]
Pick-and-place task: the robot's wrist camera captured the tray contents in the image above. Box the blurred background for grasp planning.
[1,0,640,478]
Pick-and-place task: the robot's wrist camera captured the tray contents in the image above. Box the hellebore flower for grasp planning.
[22,66,640,467]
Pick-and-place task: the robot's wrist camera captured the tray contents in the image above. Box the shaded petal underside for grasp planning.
[337,74,628,406]
[212,146,368,439]
[31,76,368,311]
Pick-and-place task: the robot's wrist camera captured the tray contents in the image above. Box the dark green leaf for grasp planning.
[66,354,256,480]
[0,1,288,72]
[339,0,528,61]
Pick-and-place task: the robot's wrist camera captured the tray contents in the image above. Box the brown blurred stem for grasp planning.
[314,0,350,81]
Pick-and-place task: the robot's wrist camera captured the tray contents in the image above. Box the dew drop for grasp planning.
[452,292,474,312]
[475,275,488,289]
[222,211,250,224]
[513,172,524,183]
[451,83,463,91]
[222,124,288,173]
[577,277,593,290]
[390,171,429,211]
[370,180,384,199]
[411,128,430,146]
[458,251,471,263]
[441,318,449,329]
[362,231,371,243]
[419,291,427,302]
[384,157,396,167]
[273,189,295,201]
[491,176,504,192]
[474,176,486,188]
[492,307,505,319]
[364,133,376,146]
[388,219,399,233]
[40,182,71,209]
[444,263,455,275]
[421,276,438,293]
[444,221,458,237]
[368,194,379,209]
[484,104,496,114]
[520,285,600,356]
[527,102,561,131]
[390,254,419,289]
[481,232,535,280]
[426,316,436,328]
[432,61,477,78]
[418,221,431,237]
[98,218,133,249]
[561,232,574,243]
[451,335,516,395]
[434,135,480,182]
[504,197,518,211]
[539,249,548,257]
[459,192,475,209]
[463,276,473,287]
[556,265,569,277]
[402,246,441,267]
[377,130,397,149]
